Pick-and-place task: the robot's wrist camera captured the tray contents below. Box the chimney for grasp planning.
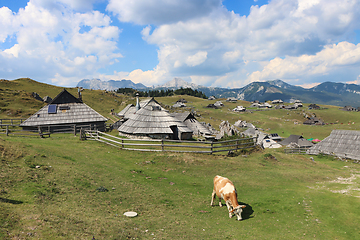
[135,93,140,111]
[78,87,83,102]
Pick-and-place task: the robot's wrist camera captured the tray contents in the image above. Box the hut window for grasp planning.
[48,104,57,114]
[151,106,161,111]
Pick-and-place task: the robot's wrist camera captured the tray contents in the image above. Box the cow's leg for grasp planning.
[225,201,233,218]
[210,190,216,206]
[218,197,223,207]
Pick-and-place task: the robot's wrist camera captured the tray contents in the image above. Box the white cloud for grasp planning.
[107,0,222,25]
[186,51,208,67]
[2,0,360,88]
[31,0,99,11]
[0,0,122,86]
[246,42,360,84]
[135,0,360,87]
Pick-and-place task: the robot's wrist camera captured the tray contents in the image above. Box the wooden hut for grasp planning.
[280,135,314,147]
[170,112,212,136]
[303,117,325,125]
[117,97,193,140]
[307,130,360,161]
[20,89,107,132]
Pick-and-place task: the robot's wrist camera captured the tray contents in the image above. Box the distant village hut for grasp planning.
[280,135,314,147]
[308,104,320,110]
[226,97,237,102]
[232,106,246,112]
[21,89,107,132]
[173,102,186,108]
[272,99,283,104]
[176,98,187,103]
[170,112,212,137]
[259,102,272,108]
[303,117,325,125]
[32,92,43,102]
[340,106,356,111]
[307,130,360,161]
[249,103,260,108]
[214,101,224,108]
[117,97,193,140]
[275,104,285,109]
[262,136,282,149]
[43,96,52,103]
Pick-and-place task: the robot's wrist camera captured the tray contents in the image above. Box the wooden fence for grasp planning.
[284,146,311,154]
[0,119,27,126]
[81,130,257,154]
[0,123,97,138]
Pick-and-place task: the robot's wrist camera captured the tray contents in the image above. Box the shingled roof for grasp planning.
[307,130,360,160]
[118,98,192,138]
[171,112,212,136]
[20,89,107,128]
[280,135,314,147]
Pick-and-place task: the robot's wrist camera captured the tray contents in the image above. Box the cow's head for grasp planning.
[231,205,246,221]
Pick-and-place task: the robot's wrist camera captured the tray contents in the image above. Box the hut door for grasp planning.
[170,125,179,140]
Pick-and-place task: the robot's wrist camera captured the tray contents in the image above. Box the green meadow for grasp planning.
[1,79,360,239]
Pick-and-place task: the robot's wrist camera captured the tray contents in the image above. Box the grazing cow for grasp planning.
[210,175,246,220]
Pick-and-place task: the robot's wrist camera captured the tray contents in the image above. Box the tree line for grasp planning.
[116,87,207,99]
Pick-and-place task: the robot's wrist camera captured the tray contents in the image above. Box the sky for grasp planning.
[1,0,360,89]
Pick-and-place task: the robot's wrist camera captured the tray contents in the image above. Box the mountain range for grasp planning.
[76,78,360,107]
[77,78,147,91]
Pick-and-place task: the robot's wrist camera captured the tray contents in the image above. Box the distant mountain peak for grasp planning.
[159,78,202,89]
[77,78,147,90]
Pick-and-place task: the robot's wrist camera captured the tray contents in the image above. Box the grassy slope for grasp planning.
[1,79,360,239]
[1,135,359,239]
[0,78,128,123]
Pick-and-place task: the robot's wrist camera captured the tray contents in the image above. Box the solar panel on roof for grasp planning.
[48,104,57,114]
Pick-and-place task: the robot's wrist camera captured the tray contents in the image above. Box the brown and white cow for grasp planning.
[210,175,246,220]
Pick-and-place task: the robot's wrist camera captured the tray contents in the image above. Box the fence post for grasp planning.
[80,128,83,140]
[122,139,124,148]
[211,142,213,154]
[6,125,9,136]
[161,139,164,151]
[73,124,76,136]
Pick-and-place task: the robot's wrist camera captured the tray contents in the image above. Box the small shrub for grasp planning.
[96,186,108,192]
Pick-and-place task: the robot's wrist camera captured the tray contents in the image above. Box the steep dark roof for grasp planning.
[50,89,82,104]
[280,135,314,147]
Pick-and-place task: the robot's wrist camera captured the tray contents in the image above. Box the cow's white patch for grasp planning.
[220,183,235,196]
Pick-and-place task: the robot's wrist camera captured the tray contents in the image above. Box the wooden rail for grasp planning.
[0,123,97,138]
[0,119,26,126]
[0,127,50,138]
[82,130,257,154]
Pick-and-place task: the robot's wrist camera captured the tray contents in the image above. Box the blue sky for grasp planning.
[1,0,360,89]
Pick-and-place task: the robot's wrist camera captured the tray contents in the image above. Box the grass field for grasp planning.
[1,134,360,239]
[1,78,360,239]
